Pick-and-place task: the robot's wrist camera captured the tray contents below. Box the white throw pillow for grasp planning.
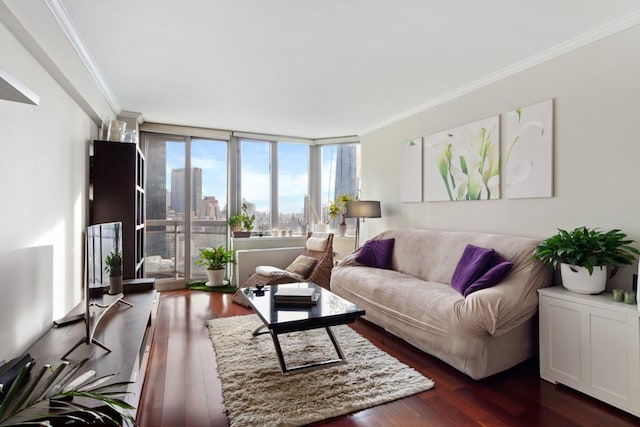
[306,233,329,252]
[255,266,287,276]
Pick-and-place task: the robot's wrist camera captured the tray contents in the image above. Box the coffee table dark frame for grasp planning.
[241,282,365,374]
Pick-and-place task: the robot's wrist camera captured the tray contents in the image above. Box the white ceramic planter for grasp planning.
[206,269,226,287]
[560,263,607,294]
[109,275,123,295]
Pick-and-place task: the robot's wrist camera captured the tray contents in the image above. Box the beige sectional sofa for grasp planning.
[330,228,551,379]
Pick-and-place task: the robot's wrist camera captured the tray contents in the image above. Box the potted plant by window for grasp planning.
[228,201,255,238]
[195,245,235,287]
[533,226,639,294]
[328,194,355,237]
[104,250,122,295]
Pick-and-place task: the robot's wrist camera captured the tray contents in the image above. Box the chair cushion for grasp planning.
[306,234,329,252]
[285,255,317,277]
[356,238,395,269]
[255,265,287,276]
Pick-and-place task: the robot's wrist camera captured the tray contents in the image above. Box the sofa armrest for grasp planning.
[456,262,552,336]
[234,247,304,287]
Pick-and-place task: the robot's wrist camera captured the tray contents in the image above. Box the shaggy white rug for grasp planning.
[207,314,435,427]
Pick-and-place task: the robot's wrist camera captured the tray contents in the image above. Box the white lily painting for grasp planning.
[504,99,553,199]
[423,116,500,201]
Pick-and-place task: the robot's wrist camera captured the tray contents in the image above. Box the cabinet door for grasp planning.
[540,295,583,385]
[540,294,638,411]
[586,305,632,408]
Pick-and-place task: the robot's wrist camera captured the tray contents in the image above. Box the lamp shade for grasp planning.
[346,200,381,218]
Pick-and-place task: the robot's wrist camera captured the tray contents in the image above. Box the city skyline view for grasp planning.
[164,139,358,219]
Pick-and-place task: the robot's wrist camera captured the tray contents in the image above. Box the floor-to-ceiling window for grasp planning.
[320,142,360,235]
[238,138,310,235]
[141,129,357,284]
[278,142,309,234]
[143,133,228,281]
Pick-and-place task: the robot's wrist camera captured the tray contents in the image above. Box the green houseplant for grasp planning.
[533,226,639,294]
[328,194,355,236]
[228,201,255,237]
[104,250,122,295]
[195,245,235,287]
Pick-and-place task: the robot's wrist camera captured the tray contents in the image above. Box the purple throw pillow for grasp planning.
[451,245,496,294]
[452,244,513,296]
[463,260,513,297]
[356,238,395,269]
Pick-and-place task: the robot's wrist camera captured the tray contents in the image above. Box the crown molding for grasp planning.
[44,0,120,115]
[359,9,640,137]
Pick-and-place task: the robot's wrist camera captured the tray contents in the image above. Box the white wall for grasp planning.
[0,20,96,363]
[360,24,640,290]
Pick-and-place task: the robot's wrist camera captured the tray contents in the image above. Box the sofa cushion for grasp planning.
[356,238,394,269]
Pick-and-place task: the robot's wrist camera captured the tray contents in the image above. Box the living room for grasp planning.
[1,1,640,426]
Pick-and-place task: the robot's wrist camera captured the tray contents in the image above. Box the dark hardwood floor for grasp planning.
[137,290,639,426]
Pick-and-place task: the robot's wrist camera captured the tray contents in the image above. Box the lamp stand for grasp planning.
[354,218,361,250]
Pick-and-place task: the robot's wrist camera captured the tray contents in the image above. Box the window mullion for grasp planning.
[271,141,278,230]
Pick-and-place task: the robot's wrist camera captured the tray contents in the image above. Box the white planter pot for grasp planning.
[560,263,607,294]
[109,275,123,295]
[206,269,226,287]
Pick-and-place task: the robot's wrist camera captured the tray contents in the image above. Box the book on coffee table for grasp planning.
[273,287,319,305]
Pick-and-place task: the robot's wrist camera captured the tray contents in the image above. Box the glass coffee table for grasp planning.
[240,282,365,373]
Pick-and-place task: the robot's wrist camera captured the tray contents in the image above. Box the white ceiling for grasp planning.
[59,0,640,139]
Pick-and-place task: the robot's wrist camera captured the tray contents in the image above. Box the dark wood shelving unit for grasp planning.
[91,140,145,279]
[24,290,157,424]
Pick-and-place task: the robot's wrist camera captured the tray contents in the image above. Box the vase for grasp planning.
[560,263,606,294]
[109,275,123,295]
[206,269,226,287]
[338,223,347,237]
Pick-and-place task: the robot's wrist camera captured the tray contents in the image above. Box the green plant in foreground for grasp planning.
[0,357,135,426]
[533,226,640,275]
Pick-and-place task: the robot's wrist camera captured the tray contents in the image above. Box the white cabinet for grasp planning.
[539,287,640,417]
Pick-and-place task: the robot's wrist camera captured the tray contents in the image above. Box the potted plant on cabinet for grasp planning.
[195,245,235,287]
[104,250,122,295]
[328,194,355,237]
[228,201,255,238]
[533,226,640,294]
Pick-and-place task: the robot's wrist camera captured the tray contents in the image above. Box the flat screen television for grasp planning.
[61,221,132,359]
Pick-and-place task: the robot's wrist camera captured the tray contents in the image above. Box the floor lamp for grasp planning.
[346,200,381,250]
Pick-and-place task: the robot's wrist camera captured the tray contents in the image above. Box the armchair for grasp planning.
[232,233,334,306]
[245,233,333,287]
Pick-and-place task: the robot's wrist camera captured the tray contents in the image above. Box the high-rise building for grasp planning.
[198,196,222,219]
[333,144,359,198]
[171,167,202,213]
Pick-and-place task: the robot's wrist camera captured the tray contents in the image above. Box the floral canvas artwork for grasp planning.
[423,116,500,201]
[401,138,423,202]
[504,99,553,199]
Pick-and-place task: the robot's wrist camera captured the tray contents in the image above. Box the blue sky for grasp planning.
[165,139,317,215]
